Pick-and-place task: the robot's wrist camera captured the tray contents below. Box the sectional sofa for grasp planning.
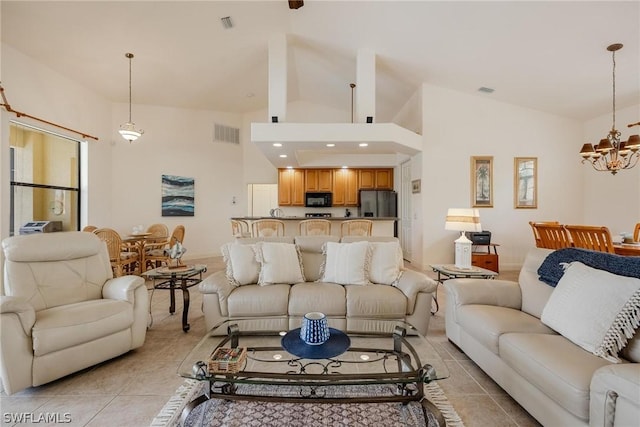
[199,235,437,335]
[445,247,640,426]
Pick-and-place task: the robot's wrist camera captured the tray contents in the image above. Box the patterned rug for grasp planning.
[150,380,464,427]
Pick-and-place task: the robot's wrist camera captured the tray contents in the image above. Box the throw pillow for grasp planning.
[321,241,371,286]
[221,243,260,286]
[368,241,404,285]
[254,242,305,285]
[541,261,640,362]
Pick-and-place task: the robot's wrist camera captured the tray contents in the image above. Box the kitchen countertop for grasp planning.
[231,216,398,221]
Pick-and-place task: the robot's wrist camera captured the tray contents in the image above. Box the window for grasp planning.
[9,121,81,235]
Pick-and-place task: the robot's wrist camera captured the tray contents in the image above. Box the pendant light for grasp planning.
[119,53,144,142]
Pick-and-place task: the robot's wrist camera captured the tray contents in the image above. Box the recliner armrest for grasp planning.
[446,278,522,309]
[395,270,437,314]
[102,275,146,303]
[0,296,36,336]
[590,363,640,427]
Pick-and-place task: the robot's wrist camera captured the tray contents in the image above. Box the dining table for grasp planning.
[613,243,640,257]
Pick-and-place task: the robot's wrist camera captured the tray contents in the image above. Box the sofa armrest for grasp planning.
[590,363,640,427]
[102,275,146,303]
[395,270,437,314]
[0,296,36,336]
[445,278,522,309]
[199,270,236,315]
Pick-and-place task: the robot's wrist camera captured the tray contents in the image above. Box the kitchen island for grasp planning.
[231,216,398,237]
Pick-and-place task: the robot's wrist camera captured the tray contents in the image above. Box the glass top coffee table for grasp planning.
[179,318,449,425]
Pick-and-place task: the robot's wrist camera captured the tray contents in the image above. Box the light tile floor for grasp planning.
[1,258,540,427]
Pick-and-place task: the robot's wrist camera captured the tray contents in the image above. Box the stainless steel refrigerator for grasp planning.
[358,190,397,217]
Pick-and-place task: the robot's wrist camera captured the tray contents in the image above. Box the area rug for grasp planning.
[150,380,464,427]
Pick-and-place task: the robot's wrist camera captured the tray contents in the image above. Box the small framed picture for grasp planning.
[471,156,493,208]
[411,179,421,194]
[514,157,537,209]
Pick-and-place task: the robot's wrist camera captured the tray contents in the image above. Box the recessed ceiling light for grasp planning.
[478,87,495,93]
[246,93,255,98]
[279,154,287,158]
[326,143,335,147]
[359,143,368,147]
[273,143,282,147]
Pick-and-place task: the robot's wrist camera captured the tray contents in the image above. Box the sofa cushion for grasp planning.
[294,236,340,282]
[254,242,305,285]
[322,241,371,285]
[457,305,556,355]
[541,261,640,362]
[227,284,290,317]
[500,333,612,421]
[346,284,406,318]
[518,247,554,318]
[221,242,260,286]
[33,299,133,356]
[288,283,346,316]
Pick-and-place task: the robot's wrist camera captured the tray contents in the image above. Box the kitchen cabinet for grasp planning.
[358,168,394,190]
[304,169,333,192]
[278,169,305,206]
[332,168,359,206]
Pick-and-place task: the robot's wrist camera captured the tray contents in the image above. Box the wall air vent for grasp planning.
[221,16,233,29]
[214,124,240,144]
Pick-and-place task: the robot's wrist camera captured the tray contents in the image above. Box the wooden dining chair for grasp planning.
[564,225,616,253]
[299,219,332,236]
[528,221,560,248]
[340,220,373,237]
[634,222,640,242]
[145,225,186,270]
[146,223,169,241]
[231,219,252,238]
[251,219,285,237]
[94,228,140,276]
[535,223,572,250]
[82,225,98,232]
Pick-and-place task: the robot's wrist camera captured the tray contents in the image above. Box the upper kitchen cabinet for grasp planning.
[278,169,305,206]
[358,168,394,190]
[332,168,359,206]
[304,169,333,192]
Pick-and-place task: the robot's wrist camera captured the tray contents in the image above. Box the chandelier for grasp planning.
[118,53,144,142]
[579,44,639,175]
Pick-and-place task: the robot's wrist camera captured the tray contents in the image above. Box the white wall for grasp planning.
[419,84,584,270]
[581,103,640,237]
[109,103,245,258]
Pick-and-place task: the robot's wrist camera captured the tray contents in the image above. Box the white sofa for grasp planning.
[1,232,149,395]
[445,247,640,426]
[200,236,437,335]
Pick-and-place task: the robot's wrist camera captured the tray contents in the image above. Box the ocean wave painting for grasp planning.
[162,175,195,217]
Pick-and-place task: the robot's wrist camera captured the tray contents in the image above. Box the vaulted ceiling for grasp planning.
[2,1,639,123]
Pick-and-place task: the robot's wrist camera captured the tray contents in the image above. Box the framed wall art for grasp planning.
[411,179,421,194]
[514,157,537,209]
[471,156,493,208]
[161,174,195,216]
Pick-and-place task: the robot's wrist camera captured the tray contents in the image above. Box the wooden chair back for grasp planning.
[299,219,332,236]
[251,219,285,237]
[82,225,98,232]
[564,225,615,253]
[535,223,572,250]
[231,219,251,237]
[340,220,373,237]
[634,222,640,242]
[169,225,185,246]
[529,221,560,248]
[94,228,139,276]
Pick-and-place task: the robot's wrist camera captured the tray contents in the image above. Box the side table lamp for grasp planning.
[445,208,482,269]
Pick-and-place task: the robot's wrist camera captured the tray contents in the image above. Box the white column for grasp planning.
[268,34,287,123]
[356,48,376,123]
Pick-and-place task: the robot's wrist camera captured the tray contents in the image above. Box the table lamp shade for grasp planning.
[445,208,482,233]
[445,208,481,269]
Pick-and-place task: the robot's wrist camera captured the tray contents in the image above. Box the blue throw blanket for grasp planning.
[537,247,640,287]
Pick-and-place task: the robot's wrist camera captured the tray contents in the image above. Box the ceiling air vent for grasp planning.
[214,124,240,144]
[478,87,495,94]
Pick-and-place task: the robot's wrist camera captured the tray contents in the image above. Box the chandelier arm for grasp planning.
[612,49,616,131]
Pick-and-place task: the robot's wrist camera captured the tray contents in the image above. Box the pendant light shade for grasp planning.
[119,53,143,142]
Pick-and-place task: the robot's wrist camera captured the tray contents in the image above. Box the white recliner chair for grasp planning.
[0,231,149,395]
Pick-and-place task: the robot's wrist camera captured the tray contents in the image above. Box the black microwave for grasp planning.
[305,192,332,207]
